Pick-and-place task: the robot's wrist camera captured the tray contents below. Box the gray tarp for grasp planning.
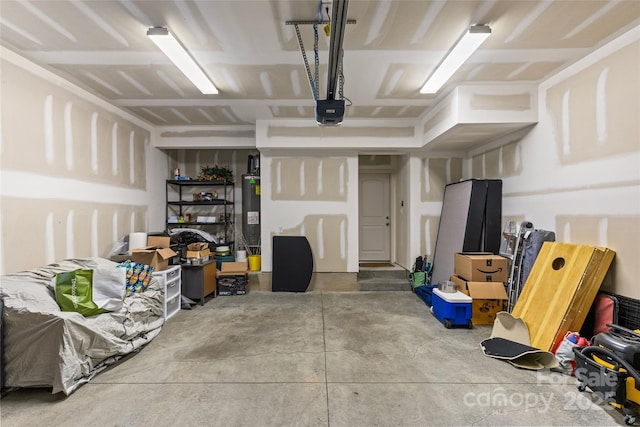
[0,258,165,395]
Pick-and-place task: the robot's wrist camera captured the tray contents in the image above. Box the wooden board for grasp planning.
[512,242,615,351]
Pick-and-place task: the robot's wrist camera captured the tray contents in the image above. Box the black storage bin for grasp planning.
[574,346,628,404]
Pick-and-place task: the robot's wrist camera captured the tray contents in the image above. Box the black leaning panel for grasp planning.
[462,180,488,252]
[483,179,503,254]
[272,236,313,292]
[0,297,4,397]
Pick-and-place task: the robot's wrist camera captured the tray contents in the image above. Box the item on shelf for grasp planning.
[186,242,211,260]
[196,216,218,223]
[215,245,231,256]
[197,164,234,183]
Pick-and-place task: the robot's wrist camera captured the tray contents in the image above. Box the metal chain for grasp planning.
[338,50,344,100]
[313,24,319,100]
[293,24,317,100]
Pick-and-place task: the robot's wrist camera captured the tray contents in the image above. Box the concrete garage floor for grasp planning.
[0,291,627,426]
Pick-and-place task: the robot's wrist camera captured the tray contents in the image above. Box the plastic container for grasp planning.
[438,280,458,293]
[248,254,261,271]
[214,254,235,269]
[236,250,247,262]
[215,245,230,256]
[432,288,472,329]
[415,284,438,307]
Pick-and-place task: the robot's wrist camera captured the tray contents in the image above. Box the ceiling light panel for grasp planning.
[147,27,218,94]
[420,25,491,94]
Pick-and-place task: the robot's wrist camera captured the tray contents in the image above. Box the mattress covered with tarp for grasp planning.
[0,258,165,395]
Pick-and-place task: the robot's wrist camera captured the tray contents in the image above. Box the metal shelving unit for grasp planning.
[165,179,235,248]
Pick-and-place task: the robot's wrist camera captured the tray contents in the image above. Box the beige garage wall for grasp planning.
[260,152,359,273]
[471,30,640,298]
[0,49,165,275]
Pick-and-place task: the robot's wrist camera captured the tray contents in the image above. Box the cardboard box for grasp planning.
[130,236,177,271]
[187,248,210,260]
[467,282,508,325]
[217,261,248,295]
[450,275,507,325]
[454,252,508,282]
[217,261,248,276]
[449,274,469,293]
[186,242,211,260]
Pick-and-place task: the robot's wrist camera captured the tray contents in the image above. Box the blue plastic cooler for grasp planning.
[432,288,473,329]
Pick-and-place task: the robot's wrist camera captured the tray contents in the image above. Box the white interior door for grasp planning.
[359,173,391,261]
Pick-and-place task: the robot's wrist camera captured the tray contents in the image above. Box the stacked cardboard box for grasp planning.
[186,242,211,260]
[450,252,508,325]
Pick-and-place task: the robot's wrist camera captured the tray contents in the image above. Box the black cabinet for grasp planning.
[181,260,217,305]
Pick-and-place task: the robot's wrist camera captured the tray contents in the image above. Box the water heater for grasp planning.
[242,174,261,246]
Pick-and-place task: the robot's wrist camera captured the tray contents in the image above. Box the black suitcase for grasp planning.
[593,324,640,370]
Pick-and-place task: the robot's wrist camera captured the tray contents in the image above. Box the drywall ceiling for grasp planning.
[1,0,638,149]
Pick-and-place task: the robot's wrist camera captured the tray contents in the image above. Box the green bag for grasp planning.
[53,267,126,317]
[54,269,107,317]
[410,271,427,290]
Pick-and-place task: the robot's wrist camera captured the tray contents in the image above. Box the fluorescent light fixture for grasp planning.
[147,27,218,94]
[420,25,491,94]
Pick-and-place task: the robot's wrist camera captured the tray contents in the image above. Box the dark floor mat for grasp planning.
[480,311,559,370]
[481,337,558,370]
[360,262,395,268]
